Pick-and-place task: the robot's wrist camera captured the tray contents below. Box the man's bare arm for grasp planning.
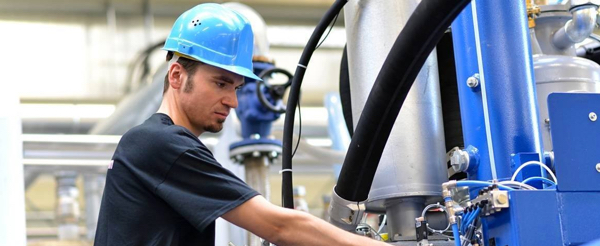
[222,196,388,246]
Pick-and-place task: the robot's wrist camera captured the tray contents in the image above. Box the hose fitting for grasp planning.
[327,187,365,232]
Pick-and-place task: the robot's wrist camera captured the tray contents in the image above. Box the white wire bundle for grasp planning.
[510,161,558,184]
[498,180,537,190]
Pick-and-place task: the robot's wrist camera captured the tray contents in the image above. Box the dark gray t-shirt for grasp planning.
[95,113,259,246]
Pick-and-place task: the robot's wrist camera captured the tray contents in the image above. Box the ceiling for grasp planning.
[0,0,343,25]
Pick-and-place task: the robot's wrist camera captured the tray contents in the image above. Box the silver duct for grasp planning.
[344,0,447,241]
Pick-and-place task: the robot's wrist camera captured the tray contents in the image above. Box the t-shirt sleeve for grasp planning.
[154,148,259,231]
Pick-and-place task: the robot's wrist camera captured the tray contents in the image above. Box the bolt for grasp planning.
[496,193,508,205]
[590,112,597,122]
[596,163,600,173]
[450,148,469,172]
[252,151,260,157]
[544,118,550,124]
[467,74,480,88]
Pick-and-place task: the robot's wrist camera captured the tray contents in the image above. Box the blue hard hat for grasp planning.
[163,3,262,81]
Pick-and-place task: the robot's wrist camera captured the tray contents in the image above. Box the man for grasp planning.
[94,3,388,245]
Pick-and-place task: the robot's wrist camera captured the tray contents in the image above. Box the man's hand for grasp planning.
[222,196,388,246]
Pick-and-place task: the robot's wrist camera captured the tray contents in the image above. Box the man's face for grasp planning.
[179,64,244,134]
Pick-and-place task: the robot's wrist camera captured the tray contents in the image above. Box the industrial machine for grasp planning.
[279,0,600,245]
[5,0,600,245]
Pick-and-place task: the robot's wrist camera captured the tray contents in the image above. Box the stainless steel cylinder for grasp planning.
[343,0,447,240]
[385,197,425,241]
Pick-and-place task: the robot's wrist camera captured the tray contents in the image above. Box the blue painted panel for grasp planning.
[557,192,600,245]
[510,190,562,246]
[547,93,600,192]
[484,190,562,246]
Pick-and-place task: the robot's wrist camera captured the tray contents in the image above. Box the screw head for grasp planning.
[590,112,597,122]
[496,193,508,205]
[544,118,550,124]
[596,163,600,173]
[467,76,480,88]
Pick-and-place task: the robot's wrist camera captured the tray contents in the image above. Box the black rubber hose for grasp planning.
[335,0,470,201]
[339,45,354,137]
[281,0,348,209]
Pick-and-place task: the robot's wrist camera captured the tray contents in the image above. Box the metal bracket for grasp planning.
[328,187,366,232]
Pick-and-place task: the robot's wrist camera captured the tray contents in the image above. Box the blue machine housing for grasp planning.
[451,0,544,183]
[482,93,600,246]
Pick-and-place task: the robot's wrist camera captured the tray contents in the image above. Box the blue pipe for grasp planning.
[452,223,461,246]
[451,0,544,181]
[451,3,489,180]
[460,210,470,234]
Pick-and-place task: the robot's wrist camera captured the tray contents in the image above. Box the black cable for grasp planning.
[339,45,354,137]
[291,100,302,158]
[316,12,339,50]
[291,12,337,157]
[335,0,471,201]
[281,0,348,209]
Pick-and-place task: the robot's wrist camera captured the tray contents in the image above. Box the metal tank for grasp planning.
[532,2,600,152]
[344,0,447,241]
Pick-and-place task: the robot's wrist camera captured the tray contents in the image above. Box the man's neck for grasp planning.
[157,92,202,136]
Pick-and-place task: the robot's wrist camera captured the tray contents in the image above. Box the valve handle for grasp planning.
[256,67,293,113]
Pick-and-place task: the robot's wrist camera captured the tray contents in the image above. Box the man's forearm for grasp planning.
[277,209,388,246]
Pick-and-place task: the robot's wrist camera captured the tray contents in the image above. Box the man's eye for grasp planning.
[235,86,242,91]
[216,82,226,88]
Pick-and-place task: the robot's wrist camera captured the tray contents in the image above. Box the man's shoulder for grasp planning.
[118,116,202,157]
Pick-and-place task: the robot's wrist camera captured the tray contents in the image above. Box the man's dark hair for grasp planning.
[163,51,203,94]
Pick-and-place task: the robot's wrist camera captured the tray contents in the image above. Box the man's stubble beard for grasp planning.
[204,119,225,133]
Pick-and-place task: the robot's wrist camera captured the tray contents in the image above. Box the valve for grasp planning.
[256,67,293,113]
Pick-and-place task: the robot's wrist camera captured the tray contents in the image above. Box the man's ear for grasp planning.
[168,62,185,90]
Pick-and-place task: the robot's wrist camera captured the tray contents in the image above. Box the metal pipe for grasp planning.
[244,156,270,246]
[56,171,80,241]
[385,197,425,241]
[553,3,598,49]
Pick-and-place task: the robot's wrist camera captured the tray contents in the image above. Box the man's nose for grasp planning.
[223,91,238,109]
